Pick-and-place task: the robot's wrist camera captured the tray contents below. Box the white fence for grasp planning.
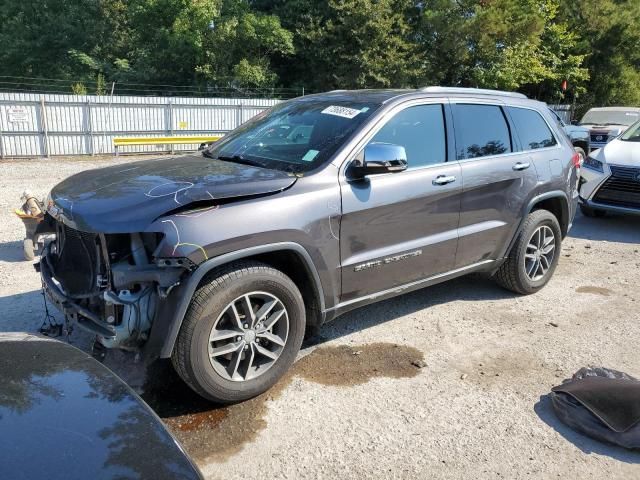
[0,93,577,158]
[0,92,280,157]
[549,104,573,124]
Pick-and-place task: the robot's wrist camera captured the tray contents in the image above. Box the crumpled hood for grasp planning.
[592,139,640,167]
[49,154,297,232]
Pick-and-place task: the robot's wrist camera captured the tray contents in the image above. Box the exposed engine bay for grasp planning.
[38,214,192,350]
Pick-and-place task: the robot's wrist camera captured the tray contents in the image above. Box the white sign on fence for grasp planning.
[7,105,29,123]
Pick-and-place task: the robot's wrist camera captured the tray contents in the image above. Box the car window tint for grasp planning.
[453,104,512,159]
[508,107,558,150]
[368,104,446,168]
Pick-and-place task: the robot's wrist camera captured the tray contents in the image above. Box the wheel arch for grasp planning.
[151,242,325,359]
[528,192,570,238]
[497,190,570,265]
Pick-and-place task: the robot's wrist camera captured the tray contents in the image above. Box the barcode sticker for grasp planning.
[321,105,362,119]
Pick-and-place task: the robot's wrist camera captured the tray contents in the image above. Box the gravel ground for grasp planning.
[1,156,639,479]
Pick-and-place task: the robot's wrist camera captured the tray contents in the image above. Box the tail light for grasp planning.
[571,151,582,168]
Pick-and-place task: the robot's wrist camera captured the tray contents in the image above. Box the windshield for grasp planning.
[205,98,381,173]
[579,109,640,126]
[620,120,640,142]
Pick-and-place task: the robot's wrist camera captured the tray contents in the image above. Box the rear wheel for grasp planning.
[580,204,607,218]
[172,261,305,403]
[495,209,561,295]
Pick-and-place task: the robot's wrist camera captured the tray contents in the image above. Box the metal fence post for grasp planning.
[166,99,173,154]
[0,118,4,159]
[236,102,244,127]
[85,100,94,156]
[39,96,50,158]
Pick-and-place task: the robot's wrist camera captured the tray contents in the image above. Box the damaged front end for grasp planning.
[38,215,193,350]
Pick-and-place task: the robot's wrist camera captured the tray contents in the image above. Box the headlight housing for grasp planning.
[583,156,604,173]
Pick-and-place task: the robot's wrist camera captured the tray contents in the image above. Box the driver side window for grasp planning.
[367,104,447,168]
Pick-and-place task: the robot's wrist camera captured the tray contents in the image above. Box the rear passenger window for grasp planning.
[368,104,446,168]
[453,104,512,159]
[508,107,557,150]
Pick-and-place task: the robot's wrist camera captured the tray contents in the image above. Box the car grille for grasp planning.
[590,133,609,144]
[593,165,640,209]
[50,223,101,297]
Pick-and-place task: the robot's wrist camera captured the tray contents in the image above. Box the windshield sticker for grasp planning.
[360,107,370,112]
[302,149,319,162]
[321,105,362,119]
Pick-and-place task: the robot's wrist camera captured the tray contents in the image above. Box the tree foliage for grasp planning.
[0,0,637,106]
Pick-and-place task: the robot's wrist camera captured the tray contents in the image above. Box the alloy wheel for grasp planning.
[208,291,289,382]
[524,225,556,281]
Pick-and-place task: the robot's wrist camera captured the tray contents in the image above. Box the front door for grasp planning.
[339,103,462,302]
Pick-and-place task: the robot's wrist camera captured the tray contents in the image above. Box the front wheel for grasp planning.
[495,209,562,295]
[172,261,306,403]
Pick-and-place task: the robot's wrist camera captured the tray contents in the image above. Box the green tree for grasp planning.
[196,3,294,88]
[259,0,419,91]
[414,0,588,100]
[560,0,640,107]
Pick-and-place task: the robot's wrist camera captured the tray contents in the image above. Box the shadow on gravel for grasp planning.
[534,395,640,464]
[569,211,640,244]
[306,274,514,347]
[0,290,49,331]
[0,240,28,263]
[142,343,425,463]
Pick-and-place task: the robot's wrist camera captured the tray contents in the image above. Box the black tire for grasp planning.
[579,204,607,218]
[495,209,562,295]
[172,261,306,403]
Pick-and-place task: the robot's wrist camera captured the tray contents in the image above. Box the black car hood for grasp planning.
[0,333,202,480]
[49,155,297,233]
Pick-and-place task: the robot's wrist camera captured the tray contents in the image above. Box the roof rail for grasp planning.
[421,86,527,99]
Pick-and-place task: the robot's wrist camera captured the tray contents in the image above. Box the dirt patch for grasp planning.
[576,286,613,296]
[294,342,423,386]
[144,343,424,463]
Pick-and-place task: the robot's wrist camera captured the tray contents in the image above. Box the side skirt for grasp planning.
[323,259,497,322]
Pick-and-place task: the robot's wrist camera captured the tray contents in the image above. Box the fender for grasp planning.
[497,190,570,262]
[148,242,325,360]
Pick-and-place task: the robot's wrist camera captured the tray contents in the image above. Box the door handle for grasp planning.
[433,175,456,186]
[512,162,531,171]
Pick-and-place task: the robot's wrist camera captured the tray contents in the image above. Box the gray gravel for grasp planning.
[1,156,639,479]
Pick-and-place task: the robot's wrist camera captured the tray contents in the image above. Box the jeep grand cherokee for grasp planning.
[38,87,579,402]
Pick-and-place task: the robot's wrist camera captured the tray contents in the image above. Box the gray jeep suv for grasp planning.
[38,87,579,402]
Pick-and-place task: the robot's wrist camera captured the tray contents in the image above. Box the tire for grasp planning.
[495,209,562,295]
[579,204,607,218]
[172,261,305,403]
[23,238,35,261]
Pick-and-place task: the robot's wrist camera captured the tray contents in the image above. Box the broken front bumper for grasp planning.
[39,247,117,339]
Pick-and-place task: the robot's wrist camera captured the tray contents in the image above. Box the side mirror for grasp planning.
[349,143,408,179]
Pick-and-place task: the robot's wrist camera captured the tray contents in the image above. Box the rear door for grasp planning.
[452,102,539,268]
[339,101,462,302]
